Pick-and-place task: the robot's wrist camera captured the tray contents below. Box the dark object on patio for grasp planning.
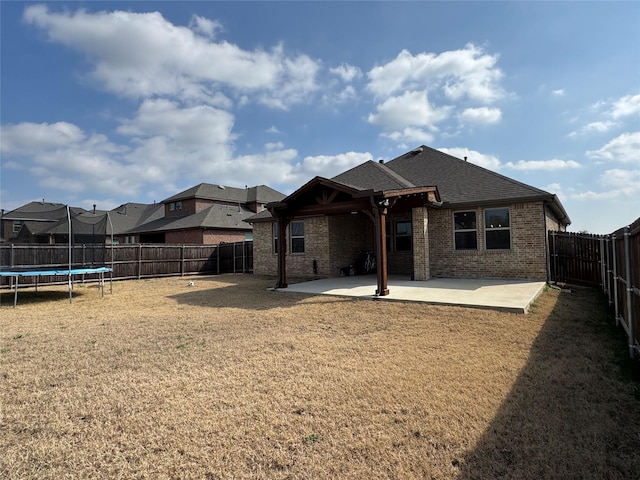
[340,251,376,276]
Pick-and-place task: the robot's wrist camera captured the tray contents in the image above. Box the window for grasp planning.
[272,222,279,254]
[454,211,477,250]
[394,220,412,252]
[290,221,305,253]
[13,220,22,233]
[169,203,175,211]
[125,235,136,244]
[485,208,510,249]
[175,201,182,210]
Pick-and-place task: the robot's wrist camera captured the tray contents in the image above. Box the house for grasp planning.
[246,145,570,296]
[0,202,86,244]
[108,202,164,244]
[123,184,286,244]
[1,183,285,246]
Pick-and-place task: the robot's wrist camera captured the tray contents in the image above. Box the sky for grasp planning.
[1,1,639,234]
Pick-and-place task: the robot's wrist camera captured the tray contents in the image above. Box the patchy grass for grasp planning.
[1,275,639,479]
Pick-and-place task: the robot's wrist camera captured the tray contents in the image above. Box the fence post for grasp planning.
[599,237,606,295]
[612,234,619,325]
[233,243,236,274]
[216,244,220,274]
[605,237,613,306]
[550,231,557,283]
[138,244,142,280]
[181,245,185,277]
[623,226,635,359]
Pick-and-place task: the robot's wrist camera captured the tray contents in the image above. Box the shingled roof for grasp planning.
[248,145,570,225]
[126,203,254,234]
[383,145,556,206]
[162,183,285,205]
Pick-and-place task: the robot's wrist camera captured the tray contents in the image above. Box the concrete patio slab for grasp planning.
[280,276,546,313]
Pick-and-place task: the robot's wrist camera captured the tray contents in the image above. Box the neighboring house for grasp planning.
[0,202,86,244]
[1,183,285,246]
[124,184,286,244]
[108,202,164,245]
[247,145,570,295]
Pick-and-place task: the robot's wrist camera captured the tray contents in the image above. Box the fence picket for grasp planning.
[548,219,640,360]
[1,241,252,287]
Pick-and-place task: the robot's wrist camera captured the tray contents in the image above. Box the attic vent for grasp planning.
[410,146,424,155]
[218,185,225,190]
[378,159,384,164]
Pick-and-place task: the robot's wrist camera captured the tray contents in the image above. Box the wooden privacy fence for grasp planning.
[549,217,640,360]
[0,241,252,287]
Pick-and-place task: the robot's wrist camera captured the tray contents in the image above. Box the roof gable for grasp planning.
[162,183,285,204]
[385,145,553,206]
[331,160,415,192]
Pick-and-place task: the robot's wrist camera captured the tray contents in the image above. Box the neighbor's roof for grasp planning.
[1,202,85,221]
[162,183,285,205]
[126,204,254,234]
[109,203,164,234]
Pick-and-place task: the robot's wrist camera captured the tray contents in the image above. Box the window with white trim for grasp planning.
[454,211,477,250]
[484,208,510,249]
[290,221,305,253]
[13,220,22,233]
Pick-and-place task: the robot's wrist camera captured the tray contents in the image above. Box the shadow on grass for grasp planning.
[0,289,85,307]
[167,274,361,311]
[458,287,640,479]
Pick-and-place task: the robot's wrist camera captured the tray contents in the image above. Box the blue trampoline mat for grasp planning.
[0,267,112,277]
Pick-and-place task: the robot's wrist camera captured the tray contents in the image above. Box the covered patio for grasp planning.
[277,275,547,313]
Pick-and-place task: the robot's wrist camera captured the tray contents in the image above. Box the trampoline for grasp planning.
[1,267,113,307]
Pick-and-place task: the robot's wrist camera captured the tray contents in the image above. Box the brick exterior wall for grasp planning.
[412,207,430,281]
[165,229,203,244]
[328,214,372,275]
[164,229,247,245]
[428,201,548,280]
[253,200,551,281]
[253,217,332,277]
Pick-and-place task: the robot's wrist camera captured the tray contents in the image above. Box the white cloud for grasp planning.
[189,15,222,39]
[23,5,320,108]
[382,127,434,146]
[552,89,565,96]
[610,93,640,119]
[568,168,640,200]
[266,126,281,134]
[329,63,362,82]
[459,107,502,124]
[586,132,640,164]
[504,159,581,171]
[367,44,504,103]
[437,147,501,170]
[368,91,452,130]
[600,168,640,192]
[288,151,372,183]
[1,121,85,154]
[568,121,616,137]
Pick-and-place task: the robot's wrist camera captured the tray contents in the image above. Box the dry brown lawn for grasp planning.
[1,274,639,479]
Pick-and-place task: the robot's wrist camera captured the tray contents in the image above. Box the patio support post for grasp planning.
[370,198,389,296]
[275,215,291,289]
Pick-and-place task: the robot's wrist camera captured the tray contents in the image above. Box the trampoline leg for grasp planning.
[14,276,18,308]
